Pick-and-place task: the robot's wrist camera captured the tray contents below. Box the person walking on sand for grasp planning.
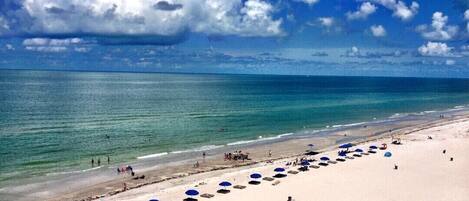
[268,150,272,157]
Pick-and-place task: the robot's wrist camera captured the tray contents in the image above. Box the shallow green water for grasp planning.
[1,70,469,182]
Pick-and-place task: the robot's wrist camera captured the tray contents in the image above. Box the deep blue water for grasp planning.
[1,70,469,182]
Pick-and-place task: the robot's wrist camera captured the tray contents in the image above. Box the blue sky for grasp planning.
[0,0,469,77]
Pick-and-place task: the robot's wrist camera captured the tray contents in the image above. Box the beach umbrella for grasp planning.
[369,145,378,149]
[250,173,262,179]
[339,143,353,149]
[274,167,285,172]
[384,152,392,157]
[149,199,159,201]
[338,152,347,157]
[355,149,364,153]
[185,189,199,197]
[320,157,330,161]
[219,181,232,187]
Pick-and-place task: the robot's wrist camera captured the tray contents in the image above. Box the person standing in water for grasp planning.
[91,158,94,167]
[107,156,110,164]
[97,158,101,166]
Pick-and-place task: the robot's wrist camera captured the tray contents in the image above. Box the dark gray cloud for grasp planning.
[153,1,183,11]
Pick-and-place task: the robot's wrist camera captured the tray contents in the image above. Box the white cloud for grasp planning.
[2,0,283,41]
[445,59,456,65]
[25,46,67,52]
[23,38,83,46]
[294,0,319,5]
[5,44,15,50]
[318,17,334,27]
[418,42,453,57]
[74,47,91,53]
[345,46,361,57]
[346,2,377,20]
[465,10,469,32]
[370,25,386,37]
[416,12,458,41]
[370,0,419,21]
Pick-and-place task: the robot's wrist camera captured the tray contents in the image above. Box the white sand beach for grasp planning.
[104,118,469,201]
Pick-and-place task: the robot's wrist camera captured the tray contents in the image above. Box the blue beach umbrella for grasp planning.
[149,199,159,201]
[274,167,285,172]
[219,181,232,187]
[355,149,363,153]
[339,143,353,149]
[338,152,347,157]
[320,157,330,161]
[185,189,199,197]
[250,173,262,179]
[384,152,392,157]
[369,145,378,149]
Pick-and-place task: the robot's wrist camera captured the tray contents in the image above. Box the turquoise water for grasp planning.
[1,70,469,183]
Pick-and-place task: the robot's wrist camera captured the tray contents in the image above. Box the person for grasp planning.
[117,168,121,174]
[287,196,293,201]
[443,149,446,154]
[107,156,110,164]
[268,150,272,157]
[123,182,127,191]
[97,158,101,166]
[394,164,398,170]
[91,158,94,167]
[194,161,199,168]
[450,157,454,161]
[131,171,135,176]
[202,152,206,159]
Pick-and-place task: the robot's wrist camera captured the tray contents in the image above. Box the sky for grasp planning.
[0,0,469,78]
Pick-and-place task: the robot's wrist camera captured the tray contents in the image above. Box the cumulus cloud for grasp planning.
[370,25,386,37]
[346,2,377,20]
[416,12,458,41]
[344,46,361,57]
[294,0,320,5]
[418,42,453,57]
[318,17,334,27]
[5,44,15,50]
[445,59,456,65]
[23,37,86,53]
[0,0,284,45]
[370,0,419,21]
[465,9,469,32]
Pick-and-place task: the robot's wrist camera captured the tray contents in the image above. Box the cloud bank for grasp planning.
[0,0,284,44]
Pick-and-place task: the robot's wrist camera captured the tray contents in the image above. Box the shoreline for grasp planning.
[1,107,468,201]
[50,109,469,201]
[106,115,469,201]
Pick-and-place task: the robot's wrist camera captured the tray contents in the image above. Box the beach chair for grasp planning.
[217,189,230,194]
[263,177,275,181]
[200,193,214,198]
[336,158,346,162]
[309,165,320,169]
[233,185,246,189]
[328,160,338,164]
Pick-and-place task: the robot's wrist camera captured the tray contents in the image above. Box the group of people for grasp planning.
[117,165,135,176]
[224,150,250,161]
[91,156,110,167]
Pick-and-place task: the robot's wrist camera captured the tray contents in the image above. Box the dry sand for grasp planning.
[104,118,469,201]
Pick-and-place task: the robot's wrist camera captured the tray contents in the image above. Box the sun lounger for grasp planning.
[309,165,320,169]
[362,152,369,155]
[289,170,300,174]
[328,160,337,164]
[217,189,230,194]
[272,180,280,186]
[263,177,275,181]
[233,185,246,189]
[368,150,377,154]
[336,158,346,162]
[318,162,328,166]
[248,181,261,185]
[200,193,214,198]
[353,154,362,157]
[345,156,354,159]
[183,198,198,201]
[273,173,287,178]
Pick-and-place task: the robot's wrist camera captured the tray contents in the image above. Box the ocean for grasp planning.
[1,69,469,186]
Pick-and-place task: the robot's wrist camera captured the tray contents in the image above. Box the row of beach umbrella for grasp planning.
[151,143,393,201]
